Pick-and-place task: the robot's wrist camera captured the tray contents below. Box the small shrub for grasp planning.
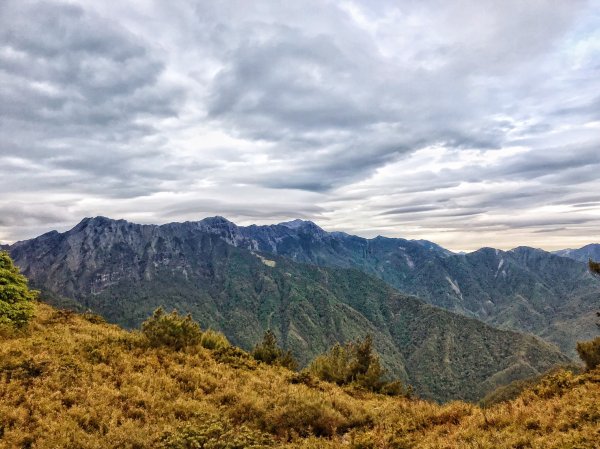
[157,418,272,449]
[0,358,49,384]
[576,337,600,370]
[141,307,202,350]
[288,371,319,388]
[380,380,409,397]
[82,311,106,324]
[199,329,230,351]
[82,341,118,365]
[213,346,257,370]
[263,397,347,438]
[529,370,576,399]
[309,343,351,385]
[45,308,77,324]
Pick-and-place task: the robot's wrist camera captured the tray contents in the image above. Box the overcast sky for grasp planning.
[1,0,599,251]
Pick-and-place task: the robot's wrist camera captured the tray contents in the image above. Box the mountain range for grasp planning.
[8,216,598,401]
[187,217,600,357]
[554,243,600,263]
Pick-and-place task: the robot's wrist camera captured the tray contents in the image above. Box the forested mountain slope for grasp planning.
[8,217,571,401]
[161,216,599,357]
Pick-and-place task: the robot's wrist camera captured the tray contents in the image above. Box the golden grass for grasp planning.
[1,303,598,449]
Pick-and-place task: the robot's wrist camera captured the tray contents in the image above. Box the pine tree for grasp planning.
[350,334,376,380]
[0,251,37,327]
[252,330,280,365]
[252,330,297,370]
[308,335,406,395]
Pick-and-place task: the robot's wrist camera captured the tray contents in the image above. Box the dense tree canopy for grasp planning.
[0,251,37,327]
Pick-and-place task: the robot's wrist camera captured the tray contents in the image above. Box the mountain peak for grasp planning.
[199,216,236,227]
[279,218,312,228]
[509,246,545,254]
[278,219,325,234]
[75,216,116,229]
[553,243,600,263]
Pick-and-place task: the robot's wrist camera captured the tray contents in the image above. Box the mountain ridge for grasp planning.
[10,216,600,358]
[8,216,573,402]
[93,215,596,358]
[554,243,600,263]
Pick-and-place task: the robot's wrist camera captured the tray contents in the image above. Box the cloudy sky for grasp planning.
[1,0,599,251]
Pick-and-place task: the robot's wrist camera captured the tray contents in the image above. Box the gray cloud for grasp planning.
[0,0,185,200]
[0,0,599,250]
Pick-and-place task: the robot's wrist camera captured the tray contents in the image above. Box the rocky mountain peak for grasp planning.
[199,216,236,227]
[279,218,322,230]
[194,216,242,246]
[74,216,132,233]
[76,216,111,227]
[554,243,600,263]
[277,219,328,239]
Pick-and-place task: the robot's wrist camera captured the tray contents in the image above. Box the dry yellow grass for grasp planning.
[1,303,598,449]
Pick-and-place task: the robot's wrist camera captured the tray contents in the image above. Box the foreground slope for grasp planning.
[0,303,598,449]
[8,217,571,401]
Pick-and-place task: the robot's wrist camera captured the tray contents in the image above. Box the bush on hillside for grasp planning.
[0,251,37,328]
[157,418,272,449]
[82,311,106,325]
[199,329,230,351]
[576,337,600,371]
[252,330,298,370]
[213,346,257,370]
[141,307,202,350]
[308,335,406,395]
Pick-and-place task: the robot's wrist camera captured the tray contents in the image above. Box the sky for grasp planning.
[1,0,599,251]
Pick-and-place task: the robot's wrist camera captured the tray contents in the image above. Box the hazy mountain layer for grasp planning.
[9,217,571,402]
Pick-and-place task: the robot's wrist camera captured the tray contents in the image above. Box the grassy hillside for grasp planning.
[8,224,571,402]
[0,303,598,449]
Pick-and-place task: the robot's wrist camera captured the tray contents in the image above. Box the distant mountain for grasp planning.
[8,216,571,402]
[148,216,598,358]
[554,244,600,263]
